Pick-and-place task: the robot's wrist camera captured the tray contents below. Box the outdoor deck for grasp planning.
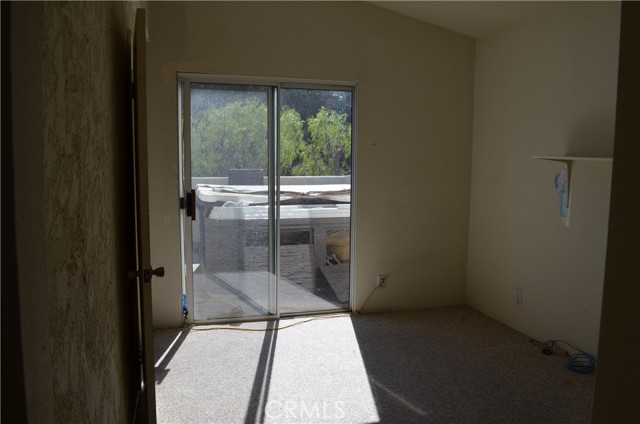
[189,178,352,321]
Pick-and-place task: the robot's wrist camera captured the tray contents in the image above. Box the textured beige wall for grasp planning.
[13,2,141,422]
[466,2,621,354]
[147,1,475,327]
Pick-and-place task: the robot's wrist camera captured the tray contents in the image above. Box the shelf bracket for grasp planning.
[533,157,574,226]
[532,155,613,227]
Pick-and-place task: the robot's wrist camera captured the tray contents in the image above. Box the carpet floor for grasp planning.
[153,306,594,424]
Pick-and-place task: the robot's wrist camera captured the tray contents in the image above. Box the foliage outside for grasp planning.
[191,99,351,177]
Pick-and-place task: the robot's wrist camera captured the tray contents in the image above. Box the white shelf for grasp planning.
[531,155,612,162]
[532,155,612,227]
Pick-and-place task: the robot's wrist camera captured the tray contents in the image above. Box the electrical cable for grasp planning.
[153,313,353,342]
[190,314,350,333]
[153,282,383,343]
[352,282,381,315]
[530,338,596,374]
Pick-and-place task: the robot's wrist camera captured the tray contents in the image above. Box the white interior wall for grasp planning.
[466,2,621,354]
[146,1,475,328]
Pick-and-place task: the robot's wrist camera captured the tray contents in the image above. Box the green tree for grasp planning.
[281,89,352,125]
[279,107,304,176]
[294,107,351,176]
[191,99,268,177]
[191,102,351,178]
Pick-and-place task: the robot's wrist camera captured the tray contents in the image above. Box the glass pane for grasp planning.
[190,83,273,320]
[278,88,352,314]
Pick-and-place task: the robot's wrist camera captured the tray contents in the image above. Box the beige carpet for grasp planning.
[154,306,595,424]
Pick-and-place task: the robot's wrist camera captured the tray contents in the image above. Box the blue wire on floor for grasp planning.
[546,339,596,374]
[182,293,188,318]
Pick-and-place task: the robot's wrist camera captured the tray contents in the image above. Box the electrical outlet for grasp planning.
[515,288,523,305]
[377,275,387,288]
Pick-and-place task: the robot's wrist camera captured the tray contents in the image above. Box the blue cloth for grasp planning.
[554,165,569,224]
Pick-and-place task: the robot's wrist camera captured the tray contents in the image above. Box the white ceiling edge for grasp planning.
[369,1,583,38]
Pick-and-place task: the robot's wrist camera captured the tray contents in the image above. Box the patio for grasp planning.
[189,176,352,321]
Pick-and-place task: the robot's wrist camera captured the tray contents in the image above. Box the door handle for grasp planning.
[186,189,196,221]
[128,266,165,282]
[141,266,164,283]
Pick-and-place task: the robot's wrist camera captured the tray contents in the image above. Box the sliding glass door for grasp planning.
[277,88,353,314]
[180,77,354,322]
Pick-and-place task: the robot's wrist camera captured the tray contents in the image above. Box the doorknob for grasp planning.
[142,266,165,282]
[128,266,165,282]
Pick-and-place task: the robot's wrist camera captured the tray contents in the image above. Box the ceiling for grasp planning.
[370,1,566,38]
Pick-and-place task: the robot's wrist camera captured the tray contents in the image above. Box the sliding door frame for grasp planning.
[178,73,357,324]
[179,78,194,324]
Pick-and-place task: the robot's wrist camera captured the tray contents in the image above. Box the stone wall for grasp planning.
[203,220,316,290]
[202,216,349,295]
